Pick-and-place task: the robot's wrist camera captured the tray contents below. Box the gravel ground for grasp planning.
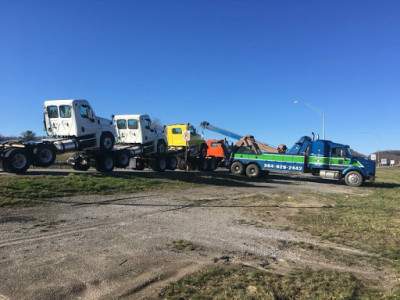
[0,170,382,299]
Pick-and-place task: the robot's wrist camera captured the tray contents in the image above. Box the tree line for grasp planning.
[0,130,38,142]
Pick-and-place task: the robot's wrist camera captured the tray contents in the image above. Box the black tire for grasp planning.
[230,161,244,175]
[344,171,364,187]
[208,158,216,171]
[167,155,178,170]
[150,158,166,172]
[0,159,10,172]
[115,150,130,168]
[198,159,209,171]
[178,157,186,170]
[33,144,56,167]
[0,149,11,172]
[100,132,115,151]
[95,153,114,172]
[156,140,167,156]
[246,163,261,178]
[199,143,208,159]
[4,148,31,173]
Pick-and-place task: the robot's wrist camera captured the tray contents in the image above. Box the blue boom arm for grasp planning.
[200,122,242,140]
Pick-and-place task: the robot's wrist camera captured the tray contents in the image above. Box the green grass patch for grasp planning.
[0,170,262,207]
[288,167,400,272]
[159,264,390,299]
[0,172,188,206]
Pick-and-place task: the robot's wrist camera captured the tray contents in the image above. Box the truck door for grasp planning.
[170,126,184,147]
[116,119,129,143]
[329,146,346,170]
[75,103,99,137]
[141,118,153,143]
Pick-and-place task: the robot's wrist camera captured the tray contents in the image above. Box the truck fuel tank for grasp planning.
[319,170,340,179]
[53,139,79,153]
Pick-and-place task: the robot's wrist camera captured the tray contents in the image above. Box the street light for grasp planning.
[360,131,380,167]
[294,100,325,139]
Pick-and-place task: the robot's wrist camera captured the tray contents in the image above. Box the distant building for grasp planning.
[390,160,396,166]
[380,158,388,166]
[370,154,377,161]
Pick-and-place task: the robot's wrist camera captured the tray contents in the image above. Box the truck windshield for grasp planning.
[47,106,58,118]
[59,105,71,118]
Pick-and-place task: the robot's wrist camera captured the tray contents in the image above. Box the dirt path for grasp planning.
[0,171,384,299]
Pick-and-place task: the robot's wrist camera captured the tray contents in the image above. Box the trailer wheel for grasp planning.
[115,150,130,168]
[198,159,209,171]
[199,143,207,159]
[4,148,31,173]
[178,157,186,170]
[33,144,56,167]
[95,153,114,172]
[230,161,244,175]
[156,140,166,156]
[246,163,261,178]
[100,132,115,151]
[344,171,364,187]
[150,157,166,172]
[208,158,216,171]
[167,155,178,170]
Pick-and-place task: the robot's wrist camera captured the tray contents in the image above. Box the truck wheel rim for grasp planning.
[103,137,113,149]
[12,154,27,169]
[105,158,113,169]
[120,154,129,165]
[170,158,177,169]
[349,174,360,184]
[159,160,166,170]
[40,149,53,163]
[158,143,165,154]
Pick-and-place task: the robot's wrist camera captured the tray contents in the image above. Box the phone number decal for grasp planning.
[263,164,302,171]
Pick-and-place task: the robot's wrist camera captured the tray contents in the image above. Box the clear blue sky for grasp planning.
[1,0,399,155]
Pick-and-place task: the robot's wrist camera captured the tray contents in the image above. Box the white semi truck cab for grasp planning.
[0,99,117,174]
[66,114,169,173]
[44,99,116,152]
[113,114,166,154]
